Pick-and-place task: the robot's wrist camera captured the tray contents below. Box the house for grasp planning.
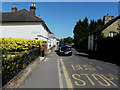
[88,14,120,51]
[1,3,57,53]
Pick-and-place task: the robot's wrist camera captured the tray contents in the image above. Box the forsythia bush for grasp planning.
[1,38,44,52]
[2,38,44,86]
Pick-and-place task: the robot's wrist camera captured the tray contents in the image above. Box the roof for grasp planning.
[91,15,120,34]
[54,37,59,41]
[2,9,52,33]
[2,9,42,22]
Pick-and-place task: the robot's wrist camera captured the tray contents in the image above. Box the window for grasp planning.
[35,38,38,40]
[109,32,117,37]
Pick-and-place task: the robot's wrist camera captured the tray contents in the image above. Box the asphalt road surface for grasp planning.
[58,48,119,90]
[20,47,119,89]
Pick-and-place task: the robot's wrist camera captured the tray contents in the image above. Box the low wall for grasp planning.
[2,46,55,89]
[2,56,41,88]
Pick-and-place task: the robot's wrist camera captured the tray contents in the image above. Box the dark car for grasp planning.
[59,46,72,56]
[59,43,66,47]
[58,43,66,51]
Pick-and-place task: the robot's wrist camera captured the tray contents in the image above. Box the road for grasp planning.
[20,47,119,89]
[58,48,119,89]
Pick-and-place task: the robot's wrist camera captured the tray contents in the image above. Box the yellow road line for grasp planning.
[89,62,93,64]
[60,59,73,89]
[96,66,103,70]
[108,73,118,80]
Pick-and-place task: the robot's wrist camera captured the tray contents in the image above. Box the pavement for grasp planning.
[19,47,119,89]
[20,47,60,88]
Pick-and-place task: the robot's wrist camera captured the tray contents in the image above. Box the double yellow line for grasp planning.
[60,59,73,89]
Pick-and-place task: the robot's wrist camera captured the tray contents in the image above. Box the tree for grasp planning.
[73,17,103,50]
[59,37,73,45]
[64,37,73,45]
[73,17,89,49]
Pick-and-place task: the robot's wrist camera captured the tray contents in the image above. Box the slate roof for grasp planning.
[2,9,42,22]
[2,9,52,33]
[91,15,120,34]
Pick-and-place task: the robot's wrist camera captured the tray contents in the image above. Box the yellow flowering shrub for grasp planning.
[2,38,43,86]
[1,38,44,52]
[22,64,26,69]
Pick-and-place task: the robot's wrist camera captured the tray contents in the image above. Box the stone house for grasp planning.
[88,14,120,51]
[1,3,57,53]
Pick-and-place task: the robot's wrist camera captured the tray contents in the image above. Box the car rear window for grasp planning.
[61,47,71,50]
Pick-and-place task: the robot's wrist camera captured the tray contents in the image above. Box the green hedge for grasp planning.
[97,35,120,65]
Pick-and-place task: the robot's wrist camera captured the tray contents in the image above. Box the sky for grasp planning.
[2,2,119,39]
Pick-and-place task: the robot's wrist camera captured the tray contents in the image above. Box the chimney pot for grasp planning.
[15,4,17,7]
[30,3,36,16]
[39,15,42,19]
[34,3,35,7]
[31,3,34,6]
[103,14,114,25]
[12,3,17,12]
[13,4,15,7]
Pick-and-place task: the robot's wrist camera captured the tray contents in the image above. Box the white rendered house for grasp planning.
[1,3,57,51]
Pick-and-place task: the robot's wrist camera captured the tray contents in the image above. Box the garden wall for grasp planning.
[2,56,41,88]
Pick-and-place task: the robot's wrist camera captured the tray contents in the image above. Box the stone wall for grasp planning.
[102,19,120,37]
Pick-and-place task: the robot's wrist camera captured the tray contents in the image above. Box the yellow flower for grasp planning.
[22,64,26,69]
[7,66,10,69]
[16,64,19,68]
[2,38,44,51]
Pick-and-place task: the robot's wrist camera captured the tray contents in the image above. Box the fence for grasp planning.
[2,47,40,87]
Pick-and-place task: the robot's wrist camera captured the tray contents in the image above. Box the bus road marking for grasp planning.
[72,73,118,87]
[96,66,103,70]
[89,62,93,64]
[101,74,117,87]
[81,74,95,86]
[71,64,95,71]
[108,73,118,80]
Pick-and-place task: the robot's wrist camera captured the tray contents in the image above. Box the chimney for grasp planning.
[39,15,42,19]
[12,3,17,12]
[103,14,114,25]
[30,3,36,16]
